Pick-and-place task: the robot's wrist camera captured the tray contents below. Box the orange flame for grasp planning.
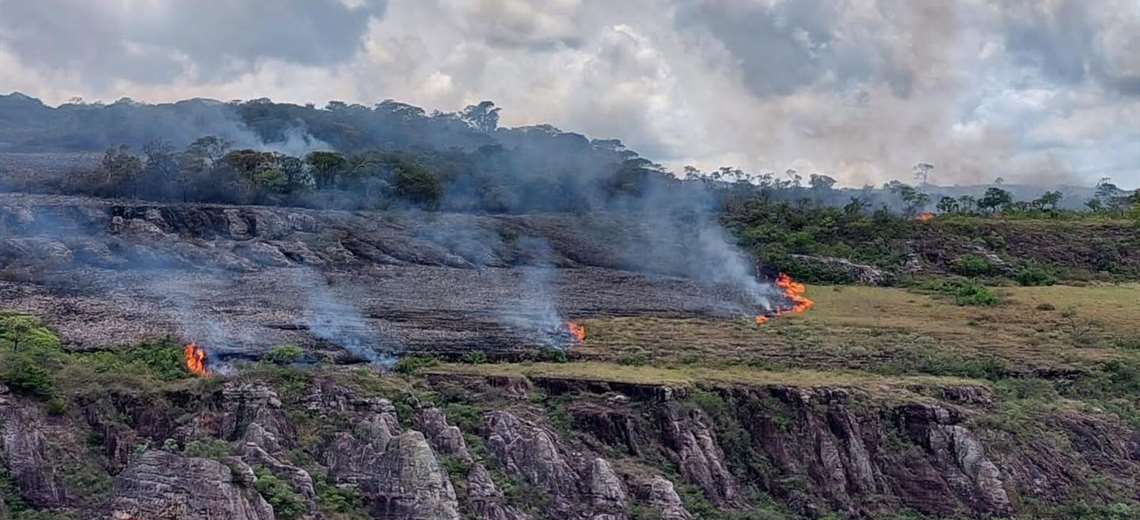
[184,343,209,377]
[775,273,814,315]
[754,315,769,327]
[915,212,935,222]
[566,321,587,343]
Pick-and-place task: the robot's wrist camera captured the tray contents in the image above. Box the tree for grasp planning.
[305,151,347,189]
[460,101,501,133]
[978,187,1013,213]
[97,145,143,196]
[936,196,960,214]
[1033,190,1063,211]
[889,182,929,216]
[809,173,837,191]
[912,162,934,186]
[785,168,801,189]
[957,195,977,213]
[843,196,869,216]
[392,163,442,206]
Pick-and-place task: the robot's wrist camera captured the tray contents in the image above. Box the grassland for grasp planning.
[566,283,1140,378]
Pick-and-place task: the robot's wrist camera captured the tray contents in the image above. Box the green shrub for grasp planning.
[618,352,650,366]
[951,255,994,277]
[1015,266,1058,286]
[0,314,62,352]
[393,165,443,206]
[538,349,569,363]
[393,356,439,375]
[461,351,488,365]
[264,345,305,365]
[45,397,68,416]
[954,284,1000,306]
[1,354,55,397]
[254,469,307,520]
[925,279,1000,306]
[315,480,366,517]
[183,438,233,459]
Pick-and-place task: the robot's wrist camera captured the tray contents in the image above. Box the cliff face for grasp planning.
[2,371,1136,519]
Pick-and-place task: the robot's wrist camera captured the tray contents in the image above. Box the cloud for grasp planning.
[0,0,386,85]
[0,0,1136,187]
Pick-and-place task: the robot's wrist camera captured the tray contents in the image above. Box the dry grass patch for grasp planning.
[572,284,1140,375]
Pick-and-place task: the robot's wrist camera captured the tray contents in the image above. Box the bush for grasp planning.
[951,255,994,277]
[2,354,55,397]
[1036,302,1057,311]
[461,351,488,365]
[254,469,307,520]
[538,349,569,363]
[315,479,366,516]
[925,279,1000,306]
[1016,266,1057,286]
[393,356,439,375]
[393,165,443,206]
[618,352,650,366]
[953,283,1000,306]
[264,345,304,365]
[183,438,233,459]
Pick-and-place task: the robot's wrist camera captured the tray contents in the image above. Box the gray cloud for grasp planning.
[0,0,1136,187]
[0,0,386,85]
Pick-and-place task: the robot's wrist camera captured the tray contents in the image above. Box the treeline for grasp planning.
[689,165,1139,220]
[62,136,672,212]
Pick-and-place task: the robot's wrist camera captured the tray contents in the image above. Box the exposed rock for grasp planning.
[363,431,461,520]
[630,476,692,520]
[219,382,292,448]
[0,403,68,508]
[570,401,641,456]
[109,450,274,520]
[241,443,318,512]
[466,464,531,520]
[234,241,293,267]
[223,209,252,239]
[788,254,893,285]
[658,404,738,505]
[415,408,472,463]
[585,458,627,514]
[485,410,581,510]
[0,238,72,266]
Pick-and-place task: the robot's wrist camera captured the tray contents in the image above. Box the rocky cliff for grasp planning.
[2,366,1136,519]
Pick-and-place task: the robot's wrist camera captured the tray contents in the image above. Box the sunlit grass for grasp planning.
[571,284,1140,375]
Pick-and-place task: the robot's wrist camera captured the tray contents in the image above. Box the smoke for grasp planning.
[290,269,398,366]
[494,237,571,349]
[261,126,333,157]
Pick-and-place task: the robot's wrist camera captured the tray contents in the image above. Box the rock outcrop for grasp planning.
[0,396,69,509]
[657,404,739,505]
[109,450,275,520]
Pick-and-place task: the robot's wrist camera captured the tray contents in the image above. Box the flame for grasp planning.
[183,343,209,377]
[774,273,814,315]
[566,321,587,343]
[915,212,935,222]
[754,315,769,327]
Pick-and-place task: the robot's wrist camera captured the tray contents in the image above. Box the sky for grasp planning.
[0,0,1137,188]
